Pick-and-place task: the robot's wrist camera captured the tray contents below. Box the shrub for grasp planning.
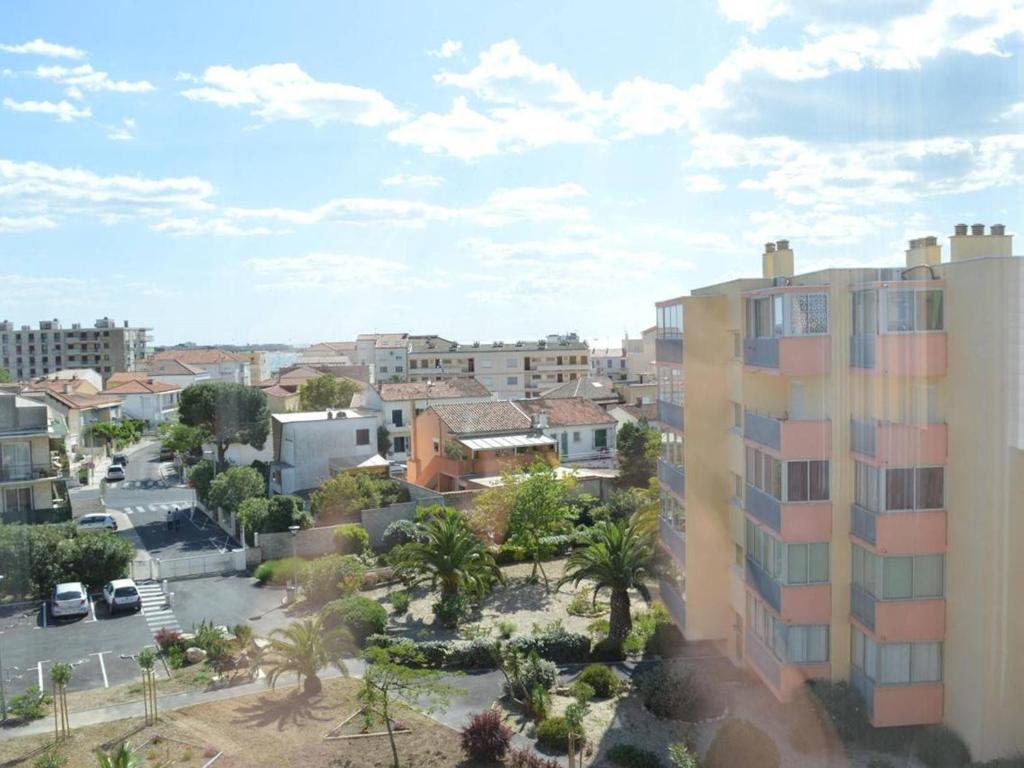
[321,596,388,646]
[502,652,557,700]
[607,743,664,768]
[536,716,570,752]
[166,645,187,669]
[264,495,313,533]
[381,518,420,551]
[253,557,308,586]
[233,623,254,647]
[333,523,369,555]
[193,619,230,662]
[704,720,779,768]
[432,593,469,627]
[301,554,365,604]
[649,620,685,658]
[527,684,551,721]
[32,750,67,768]
[668,743,700,768]
[568,680,595,703]
[154,627,183,652]
[497,619,516,639]
[635,661,712,721]
[914,726,972,768]
[806,680,869,744]
[8,685,51,721]
[460,709,513,762]
[507,747,561,768]
[577,664,619,698]
[567,587,605,617]
[591,637,626,662]
[508,628,590,663]
[389,590,411,615]
[496,542,528,564]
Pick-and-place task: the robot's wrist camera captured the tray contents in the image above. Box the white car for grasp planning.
[105,465,126,482]
[51,581,90,619]
[77,513,118,532]
[102,578,141,613]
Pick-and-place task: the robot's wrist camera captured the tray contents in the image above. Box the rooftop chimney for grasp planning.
[906,235,941,268]
[950,223,1013,261]
[762,239,794,279]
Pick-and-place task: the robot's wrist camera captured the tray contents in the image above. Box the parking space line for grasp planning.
[91,652,110,688]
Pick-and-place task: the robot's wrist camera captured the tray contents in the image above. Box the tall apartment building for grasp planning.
[654,225,1024,761]
[0,318,150,381]
[407,334,589,399]
[0,392,64,524]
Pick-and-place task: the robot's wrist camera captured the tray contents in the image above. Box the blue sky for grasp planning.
[2,1,1022,347]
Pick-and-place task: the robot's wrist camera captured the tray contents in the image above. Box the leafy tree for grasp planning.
[507,462,574,590]
[265,494,312,531]
[207,465,265,516]
[188,460,215,505]
[157,421,208,458]
[263,614,350,695]
[377,425,391,457]
[178,382,270,468]
[237,497,269,543]
[51,661,71,740]
[392,507,504,627]
[360,645,453,768]
[629,478,661,543]
[465,469,518,544]
[616,419,660,488]
[298,374,359,411]
[558,520,657,647]
[87,421,141,450]
[311,472,408,523]
[0,367,11,383]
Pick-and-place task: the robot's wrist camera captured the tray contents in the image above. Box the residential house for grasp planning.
[368,333,410,382]
[148,348,251,384]
[0,317,150,381]
[608,402,660,431]
[257,366,368,414]
[516,397,617,464]
[653,226,1024,761]
[623,327,657,381]
[128,358,209,389]
[354,378,493,461]
[0,392,64,524]
[298,341,359,366]
[102,377,181,428]
[269,408,380,497]
[30,368,104,391]
[613,379,658,406]
[539,375,622,408]
[407,400,558,492]
[590,347,627,380]
[24,389,123,455]
[23,375,100,397]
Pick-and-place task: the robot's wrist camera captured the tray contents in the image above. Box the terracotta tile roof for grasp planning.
[103,378,180,395]
[23,377,98,395]
[39,390,123,410]
[143,359,206,376]
[261,385,297,398]
[516,397,616,427]
[429,401,532,435]
[151,348,246,364]
[105,372,149,387]
[276,364,371,386]
[540,376,622,402]
[615,403,659,422]
[378,378,490,401]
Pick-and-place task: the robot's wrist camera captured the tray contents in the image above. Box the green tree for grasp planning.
[187,460,215,505]
[616,419,661,488]
[377,425,391,458]
[0,367,11,383]
[298,374,359,411]
[311,472,407,523]
[392,507,504,627]
[178,382,270,468]
[157,421,209,458]
[50,662,71,740]
[359,645,453,768]
[207,466,265,516]
[263,615,350,696]
[507,462,574,591]
[558,520,657,647]
[236,497,270,543]
[265,494,312,532]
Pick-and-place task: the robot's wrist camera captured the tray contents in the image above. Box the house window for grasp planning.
[852,628,942,685]
[786,460,829,502]
[3,486,33,514]
[432,438,440,453]
[410,360,418,369]
[745,446,782,500]
[481,359,493,368]
[395,366,404,373]
[572,431,581,443]
[506,358,516,368]
[355,428,370,446]
[856,462,943,512]
[594,429,607,449]
[391,409,403,427]
[852,545,944,599]
[393,436,407,454]
[506,376,518,386]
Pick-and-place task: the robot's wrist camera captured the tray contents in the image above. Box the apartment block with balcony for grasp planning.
[0,318,151,381]
[652,225,1024,761]
[0,392,66,524]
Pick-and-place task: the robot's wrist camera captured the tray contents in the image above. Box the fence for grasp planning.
[129,549,246,582]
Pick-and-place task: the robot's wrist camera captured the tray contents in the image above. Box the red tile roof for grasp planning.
[516,397,617,427]
[103,378,180,395]
[378,378,490,401]
[151,348,246,364]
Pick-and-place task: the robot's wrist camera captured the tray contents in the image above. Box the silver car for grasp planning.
[77,513,118,532]
[102,578,141,613]
[51,581,90,619]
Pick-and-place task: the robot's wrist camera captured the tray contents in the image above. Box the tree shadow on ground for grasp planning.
[481,576,558,615]
[232,686,336,732]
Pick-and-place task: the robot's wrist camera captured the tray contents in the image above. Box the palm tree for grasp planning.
[558,519,658,646]
[95,742,143,768]
[393,508,504,607]
[263,615,349,696]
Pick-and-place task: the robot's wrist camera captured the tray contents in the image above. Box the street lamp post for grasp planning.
[287,525,300,602]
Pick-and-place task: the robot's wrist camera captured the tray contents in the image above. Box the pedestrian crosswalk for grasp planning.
[120,480,167,490]
[111,501,193,516]
[136,581,183,636]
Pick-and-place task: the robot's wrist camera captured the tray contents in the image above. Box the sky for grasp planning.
[1,1,1023,348]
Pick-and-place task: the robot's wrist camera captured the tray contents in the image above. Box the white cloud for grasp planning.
[381,173,445,188]
[0,39,86,59]
[180,63,407,126]
[35,64,154,94]
[106,118,138,141]
[684,174,727,193]
[428,40,463,59]
[2,97,91,122]
[716,0,788,30]
[246,253,411,291]
[0,215,58,233]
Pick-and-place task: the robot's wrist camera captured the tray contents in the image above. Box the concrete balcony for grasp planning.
[746,629,831,702]
[658,459,685,499]
[744,336,831,376]
[851,504,946,555]
[659,515,686,567]
[851,667,943,727]
[745,557,781,612]
[0,463,57,483]
[746,485,832,541]
[658,399,684,432]
[850,586,945,642]
[655,336,683,365]
[851,333,947,376]
[850,420,947,465]
[745,411,831,459]
[659,577,686,633]
[747,558,831,623]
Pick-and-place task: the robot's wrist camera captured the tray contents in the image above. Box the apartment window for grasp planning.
[747,292,829,338]
[481,359,493,368]
[379,366,388,374]
[409,360,418,369]
[790,294,829,334]
[4,487,33,513]
[786,542,830,584]
[505,358,516,368]
[355,428,370,446]
[478,376,493,387]
[852,628,942,684]
[852,545,943,599]
[572,431,581,443]
[857,462,943,511]
[395,365,404,373]
[786,460,829,502]
[745,445,782,500]
[569,356,577,364]
[393,436,407,454]
[391,409,403,427]
[657,303,683,337]
[594,429,608,449]
[747,595,829,664]
[506,376,518,386]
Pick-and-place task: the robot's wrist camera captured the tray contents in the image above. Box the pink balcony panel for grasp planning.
[779,420,831,459]
[874,599,945,643]
[874,510,946,555]
[780,583,831,624]
[872,684,944,727]
[779,336,831,376]
[780,501,832,542]
[746,631,830,702]
[865,422,948,466]
[874,333,947,377]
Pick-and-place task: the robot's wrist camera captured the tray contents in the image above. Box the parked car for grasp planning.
[111,453,129,466]
[77,513,118,532]
[102,579,141,613]
[105,464,126,482]
[51,581,90,619]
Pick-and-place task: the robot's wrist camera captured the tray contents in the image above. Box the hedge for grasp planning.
[321,596,388,646]
[366,629,592,670]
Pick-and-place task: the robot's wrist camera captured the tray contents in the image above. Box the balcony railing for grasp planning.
[746,557,782,612]
[0,463,56,482]
[851,418,876,455]
[850,666,876,719]
[744,411,781,450]
[746,629,782,690]
[658,399,684,431]
[851,584,876,630]
[659,515,686,567]
[658,459,685,499]
[744,337,780,368]
[659,577,686,631]
[745,484,781,532]
[851,504,877,545]
[655,336,683,365]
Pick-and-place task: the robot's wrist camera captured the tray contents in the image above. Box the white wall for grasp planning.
[273,414,378,494]
[118,391,179,427]
[545,422,616,462]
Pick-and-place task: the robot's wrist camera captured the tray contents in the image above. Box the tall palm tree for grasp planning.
[558,520,658,646]
[95,742,144,768]
[393,508,504,622]
[263,615,350,696]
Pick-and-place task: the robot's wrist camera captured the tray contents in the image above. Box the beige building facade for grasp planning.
[0,318,150,382]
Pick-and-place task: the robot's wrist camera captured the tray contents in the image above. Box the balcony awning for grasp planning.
[459,434,556,451]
